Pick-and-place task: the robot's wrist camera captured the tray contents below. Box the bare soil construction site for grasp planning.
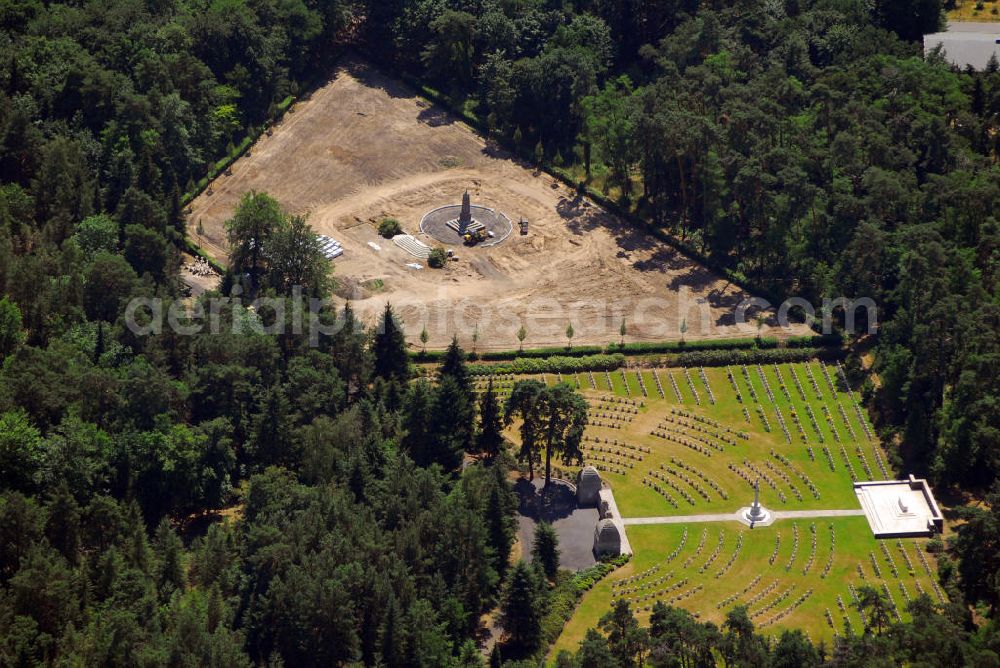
[188,55,806,350]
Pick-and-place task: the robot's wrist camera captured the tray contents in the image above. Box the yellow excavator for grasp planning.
[463,228,488,245]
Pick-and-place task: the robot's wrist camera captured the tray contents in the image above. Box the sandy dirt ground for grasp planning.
[187,55,808,350]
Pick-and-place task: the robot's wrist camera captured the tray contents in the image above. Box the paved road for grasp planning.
[622,508,865,526]
[946,21,1000,32]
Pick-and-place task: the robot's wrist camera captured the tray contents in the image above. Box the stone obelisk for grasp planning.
[459,190,473,231]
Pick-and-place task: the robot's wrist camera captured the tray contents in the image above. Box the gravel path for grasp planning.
[622,508,865,526]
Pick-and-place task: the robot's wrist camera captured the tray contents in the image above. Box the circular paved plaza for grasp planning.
[419,204,513,247]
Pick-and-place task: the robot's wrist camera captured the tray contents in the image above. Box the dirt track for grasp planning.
[188,55,808,350]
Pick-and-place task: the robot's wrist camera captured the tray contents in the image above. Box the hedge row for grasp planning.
[400,73,485,130]
[667,347,842,367]
[616,337,779,354]
[482,344,606,360]
[183,130,273,207]
[785,332,844,348]
[572,554,631,593]
[538,554,630,661]
[182,67,330,208]
[276,94,294,114]
[183,48,346,272]
[462,347,838,376]
[467,353,626,376]
[415,344,607,362]
[413,333,844,363]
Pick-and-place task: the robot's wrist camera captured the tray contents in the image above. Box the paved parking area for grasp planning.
[515,477,599,571]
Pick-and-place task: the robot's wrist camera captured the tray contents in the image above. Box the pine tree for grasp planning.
[439,336,471,393]
[575,629,616,667]
[456,639,481,667]
[0,294,25,362]
[249,385,295,468]
[600,598,649,668]
[505,381,587,487]
[328,301,370,394]
[504,379,545,480]
[380,595,406,668]
[206,585,224,632]
[373,303,409,381]
[429,376,472,468]
[153,517,185,600]
[402,380,435,466]
[532,522,560,579]
[122,500,152,573]
[476,378,504,459]
[500,561,544,654]
[486,464,516,579]
[93,320,105,364]
[168,180,185,237]
[44,483,80,564]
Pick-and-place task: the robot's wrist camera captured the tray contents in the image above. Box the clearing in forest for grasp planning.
[476,362,943,652]
[187,55,808,350]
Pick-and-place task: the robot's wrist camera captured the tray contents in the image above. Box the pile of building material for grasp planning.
[392,234,431,259]
[316,235,343,259]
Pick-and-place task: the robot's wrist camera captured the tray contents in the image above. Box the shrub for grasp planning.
[619,337,774,354]
[428,246,448,268]
[571,554,630,592]
[537,554,629,660]
[468,353,626,376]
[479,344,605,361]
[670,347,833,367]
[412,336,832,362]
[378,217,403,238]
[785,333,843,348]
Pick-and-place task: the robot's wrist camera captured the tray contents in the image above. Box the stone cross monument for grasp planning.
[746,479,766,523]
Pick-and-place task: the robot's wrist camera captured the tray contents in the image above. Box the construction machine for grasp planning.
[463,228,488,245]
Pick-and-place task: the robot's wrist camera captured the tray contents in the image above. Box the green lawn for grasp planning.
[550,518,943,658]
[568,363,888,516]
[476,362,943,659]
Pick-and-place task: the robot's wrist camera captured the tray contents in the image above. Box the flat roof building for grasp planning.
[855,475,944,538]
[924,22,1000,70]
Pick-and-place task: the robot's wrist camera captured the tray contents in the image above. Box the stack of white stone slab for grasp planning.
[316,235,343,259]
[392,234,431,259]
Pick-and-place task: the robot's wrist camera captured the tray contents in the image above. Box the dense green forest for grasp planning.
[0,0,999,665]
